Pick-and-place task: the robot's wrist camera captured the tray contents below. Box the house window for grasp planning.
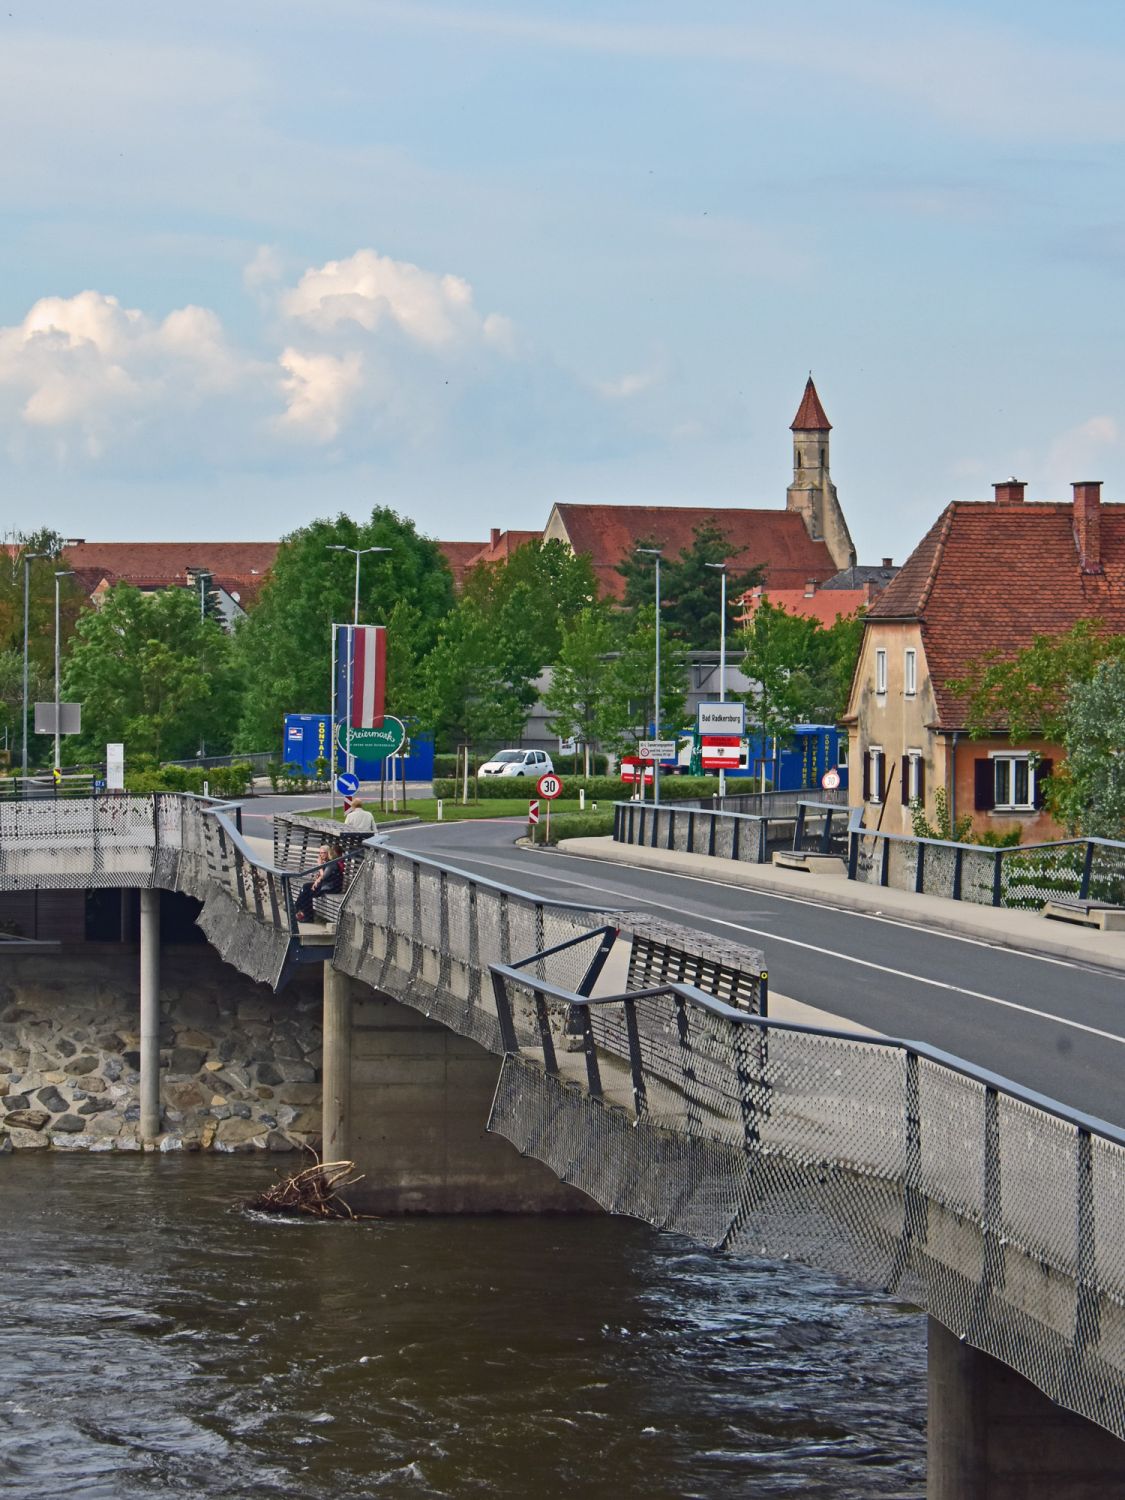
[837,737,849,768]
[875,649,887,696]
[904,649,917,697]
[993,754,1035,811]
[864,746,885,803]
[903,749,924,805]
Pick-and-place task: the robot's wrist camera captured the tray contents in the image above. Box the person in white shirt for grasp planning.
[343,798,377,833]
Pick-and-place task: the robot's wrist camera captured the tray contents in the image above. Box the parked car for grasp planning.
[478,749,554,778]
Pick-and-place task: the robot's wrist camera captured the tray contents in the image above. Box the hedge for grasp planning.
[527,809,616,845]
[433,751,610,778]
[125,762,255,797]
[432,774,723,802]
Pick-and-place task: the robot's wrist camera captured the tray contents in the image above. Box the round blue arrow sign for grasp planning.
[336,771,360,796]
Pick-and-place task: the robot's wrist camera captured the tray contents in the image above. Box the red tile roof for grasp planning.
[746,585,870,627]
[866,499,1125,726]
[552,503,837,601]
[435,541,488,587]
[791,377,831,432]
[436,531,542,586]
[64,542,278,597]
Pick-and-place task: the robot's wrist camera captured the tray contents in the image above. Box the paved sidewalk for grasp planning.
[557,836,1125,976]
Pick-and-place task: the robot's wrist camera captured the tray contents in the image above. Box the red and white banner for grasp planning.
[701,735,742,770]
[620,757,654,784]
[335,625,386,729]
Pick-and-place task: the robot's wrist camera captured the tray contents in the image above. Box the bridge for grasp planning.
[3,792,1125,1498]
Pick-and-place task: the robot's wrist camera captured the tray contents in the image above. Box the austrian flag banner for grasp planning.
[334,625,386,729]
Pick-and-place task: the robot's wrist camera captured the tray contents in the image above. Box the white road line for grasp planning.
[395,846,1125,1048]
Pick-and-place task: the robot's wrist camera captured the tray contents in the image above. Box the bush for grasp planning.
[433,751,610,779]
[431,774,723,802]
[529,810,616,845]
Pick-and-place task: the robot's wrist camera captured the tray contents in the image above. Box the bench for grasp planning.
[772,850,848,878]
[1042,898,1125,933]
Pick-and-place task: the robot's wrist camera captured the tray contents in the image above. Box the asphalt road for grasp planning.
[374,815,1125,1131]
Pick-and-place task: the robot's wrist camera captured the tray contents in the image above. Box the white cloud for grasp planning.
[0,290,251,458]
[1044,415,1120,491]
[282,248,515,351]
[277,348,364,442]
[244,245,285,291]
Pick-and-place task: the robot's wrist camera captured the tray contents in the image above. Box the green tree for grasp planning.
[597,606,687,756]
[1052,658,1125,838]
[738,602,864,750]
[663,521,764,648]
[949,620,1125,743]
[542,608,615,773]
[414,600,533,750]
[0,533,84,766]
[232,508,454,750]
[61,585,239,762]
[460,538,598,676]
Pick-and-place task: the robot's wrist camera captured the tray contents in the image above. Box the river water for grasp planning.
[0,1156,925,1498]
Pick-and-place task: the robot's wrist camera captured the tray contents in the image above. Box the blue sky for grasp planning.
[3,1,1125,565]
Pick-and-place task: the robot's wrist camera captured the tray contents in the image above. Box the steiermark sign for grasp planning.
[336,715,406,760]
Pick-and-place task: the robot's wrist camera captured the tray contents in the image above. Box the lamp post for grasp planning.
[326,544,391,626]
[635,547,663,806]
[53,570,75,779]
[21,550,48,783]
[705,562,728,800]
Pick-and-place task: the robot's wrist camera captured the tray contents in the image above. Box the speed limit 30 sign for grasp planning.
[537,773,563,800]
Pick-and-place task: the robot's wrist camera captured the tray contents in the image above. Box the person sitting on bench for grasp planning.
[294,842,344,922]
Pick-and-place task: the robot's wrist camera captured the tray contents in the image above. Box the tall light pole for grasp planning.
[326,544,391,626]
[53,570,75,778]
[21,550,48,782]
[705,561,728,800]
[636,547,663,806]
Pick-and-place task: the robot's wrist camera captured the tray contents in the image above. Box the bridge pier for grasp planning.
[927,1317,1125,1498]
[139,889,161,1142]
[322,962,352,1163]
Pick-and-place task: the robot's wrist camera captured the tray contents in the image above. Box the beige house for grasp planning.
[843,479,1125,840]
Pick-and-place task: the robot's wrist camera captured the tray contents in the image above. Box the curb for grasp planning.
[552,837,1125,977]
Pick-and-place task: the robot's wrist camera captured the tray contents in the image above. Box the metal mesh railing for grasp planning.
[850,817,1125,912]
[486,967,1125,1444]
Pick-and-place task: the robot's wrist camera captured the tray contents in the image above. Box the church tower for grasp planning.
[785,377,856,571]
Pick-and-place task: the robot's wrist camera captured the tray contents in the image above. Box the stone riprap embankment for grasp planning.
[0,947,322,1153]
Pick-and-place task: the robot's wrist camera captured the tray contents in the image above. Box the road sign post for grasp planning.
[528,799,540,841]
[536,773,561,842]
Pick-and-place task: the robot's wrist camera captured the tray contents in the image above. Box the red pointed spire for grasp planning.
[791,376,831,432]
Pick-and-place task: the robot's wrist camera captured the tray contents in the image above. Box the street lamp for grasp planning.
[635,547,663,806]
[21,550,48,783]
[705,562,728,801]
[53,570,76,779]
[326,544,392,626]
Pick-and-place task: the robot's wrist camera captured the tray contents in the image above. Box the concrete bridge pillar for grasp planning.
[928,1317,1125,1498]
[139,889,161,1141]
[322,963,352,1163]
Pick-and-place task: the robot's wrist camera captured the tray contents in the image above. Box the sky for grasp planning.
[3,1,1125,566]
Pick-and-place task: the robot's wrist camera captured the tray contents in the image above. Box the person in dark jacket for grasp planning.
[294,842,344,922]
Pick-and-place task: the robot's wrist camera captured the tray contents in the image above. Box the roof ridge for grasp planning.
[916,503,957,615]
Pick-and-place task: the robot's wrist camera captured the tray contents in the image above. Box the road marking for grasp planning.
[393,845,1125,1048]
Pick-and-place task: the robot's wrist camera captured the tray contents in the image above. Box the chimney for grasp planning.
[881,556,893,569]
[490,527,501,548]
[993,477,1026,506]
[804,578,818,597]
[1073,481,1103,574]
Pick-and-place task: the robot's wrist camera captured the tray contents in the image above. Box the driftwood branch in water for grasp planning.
[248,1155,372,1220]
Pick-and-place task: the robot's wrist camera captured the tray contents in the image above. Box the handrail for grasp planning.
[488,957,1125,1146]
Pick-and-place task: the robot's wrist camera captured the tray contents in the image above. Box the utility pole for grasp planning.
[706,562,728,799]
[54,570,75,778]
[636,547,663,806]
[21,550,48,783]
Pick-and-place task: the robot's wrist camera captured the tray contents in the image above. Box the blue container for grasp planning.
[282,714,434,783]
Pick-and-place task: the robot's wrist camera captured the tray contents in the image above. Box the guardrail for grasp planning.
[676,785,850,819]
[612,798,843,865]
[486,961,1125,1445]
[333,840,768,1052]
[848,816,1125,909]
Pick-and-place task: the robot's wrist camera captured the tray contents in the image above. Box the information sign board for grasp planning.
[336,715,406,760]
[638,740,676,760]
[697,701,745,736]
